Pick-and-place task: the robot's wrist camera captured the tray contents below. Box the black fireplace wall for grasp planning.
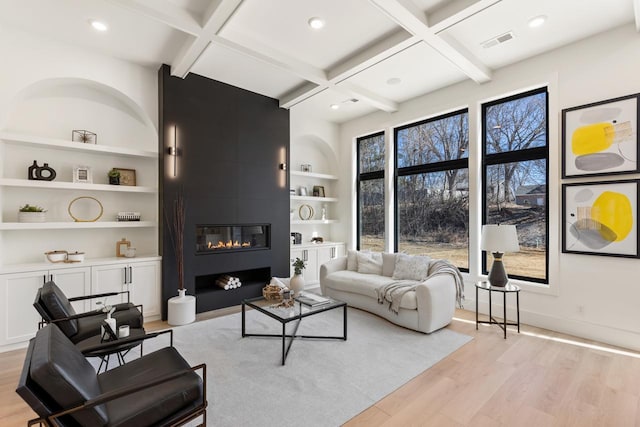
[158,64,290,318]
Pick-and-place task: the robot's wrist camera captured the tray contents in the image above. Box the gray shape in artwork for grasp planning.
[574,188,594,203]
[579,107,621,123]
[569,219,616,250]
[575,152,625,171]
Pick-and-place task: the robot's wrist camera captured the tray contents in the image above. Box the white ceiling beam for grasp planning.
[634,0,640,32]
[337,82,398,113]
[210,35,327,84]
[429,0,502,34]
[104,0,201,36]
[368,0,492,83]
[280,84,327,109]
[171,0,244,78]
[327,32,420,83]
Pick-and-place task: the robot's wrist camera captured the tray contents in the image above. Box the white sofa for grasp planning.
[319,252,458,333]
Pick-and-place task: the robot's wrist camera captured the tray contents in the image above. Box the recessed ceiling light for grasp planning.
[330,104,340,110]
[308,17,325,30]
[528,15,547,28]
[387,77,401,85]
[90,20,108,32]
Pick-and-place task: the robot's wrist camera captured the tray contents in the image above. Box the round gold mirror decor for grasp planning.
[298,204,314,220]
[68,196,104,222]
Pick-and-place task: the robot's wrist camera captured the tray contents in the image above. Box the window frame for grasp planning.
[356,131,385,251]
[393,108,470,272]
[481,87,550,284]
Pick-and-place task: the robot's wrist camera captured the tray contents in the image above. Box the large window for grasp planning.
[395,110,469,270]
[482,88,549,283]
[357,132,385,251]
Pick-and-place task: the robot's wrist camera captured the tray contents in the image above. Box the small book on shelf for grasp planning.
[296,293,331,307]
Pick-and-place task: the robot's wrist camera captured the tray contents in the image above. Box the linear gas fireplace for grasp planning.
[196,224,270,254]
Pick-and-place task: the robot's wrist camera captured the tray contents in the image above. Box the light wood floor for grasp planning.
[2,308,639,426]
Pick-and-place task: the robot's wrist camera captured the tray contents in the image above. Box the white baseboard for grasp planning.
[468,299,640,352]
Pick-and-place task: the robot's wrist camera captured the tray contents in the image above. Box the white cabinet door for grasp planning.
[291,248,316,282]
[51,267,91,313]
[129,260,160,319]
[335,243,346,258]
[0,271,47,345]
[91,264,128,305]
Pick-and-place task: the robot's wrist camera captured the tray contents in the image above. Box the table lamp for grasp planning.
[481,224,520,287]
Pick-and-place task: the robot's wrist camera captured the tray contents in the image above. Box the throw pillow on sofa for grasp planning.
[392,253,431,281]
[356,252,383,275]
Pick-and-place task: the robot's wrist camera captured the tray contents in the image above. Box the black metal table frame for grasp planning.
[475,282,520,339]
[242,298,347,365]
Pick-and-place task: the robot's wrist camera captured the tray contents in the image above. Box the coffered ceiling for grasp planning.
[0,0,638,123]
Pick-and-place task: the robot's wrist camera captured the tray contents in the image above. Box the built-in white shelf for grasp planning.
[290,220,338,225]
[0,131,158,159]
[0,178,156,193]
[290,195,338,202]
[290,171,338,180]
[0,221,156,230]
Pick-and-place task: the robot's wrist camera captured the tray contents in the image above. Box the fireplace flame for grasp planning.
[207,240,252,250]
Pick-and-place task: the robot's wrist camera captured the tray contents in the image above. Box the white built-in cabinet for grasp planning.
[290,242,346,285]
[290,170,339,225]
[0,257,160,352]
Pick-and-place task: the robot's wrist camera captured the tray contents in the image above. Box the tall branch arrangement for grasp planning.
[166,191,185,291]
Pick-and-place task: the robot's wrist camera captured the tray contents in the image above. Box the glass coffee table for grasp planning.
[241,294,347,365]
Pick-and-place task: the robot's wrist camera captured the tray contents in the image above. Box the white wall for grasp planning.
[338,24,640,350]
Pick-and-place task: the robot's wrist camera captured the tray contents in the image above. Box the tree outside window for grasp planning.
[357,132,385,251]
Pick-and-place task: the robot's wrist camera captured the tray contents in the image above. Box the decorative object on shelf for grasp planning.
[117,211,141,221]
[66,251,85,262]
[116,238,131,257]
[67,196,103,222]
[480,224,520,287]
[43,250,84,263]
[108,168,121,185]
[72,166,93,184]
[124,247,136,258]
[298,204,314,220]
[313,186,325,197]
[311,236,324,243]
[27,160,56,181]
[321,204,327,220]
[562,93,639,178]
[44,250,68,263]
[72,130,97,144]
[289,188,295,196]
[166,189,196,325]
[18,204,46,223]
[301,164,312,173]
[562,179,639,258]
[291,232,302,245]
[290,257,306,296]
[299,186,308,196]
[113,168,136,186]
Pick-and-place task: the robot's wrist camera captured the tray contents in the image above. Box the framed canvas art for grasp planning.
[562,93,639,178]
[562,179,639,258]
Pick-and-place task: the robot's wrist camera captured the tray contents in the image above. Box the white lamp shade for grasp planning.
[481,224,520,253]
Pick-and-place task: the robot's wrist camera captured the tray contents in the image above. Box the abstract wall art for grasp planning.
[563,180,639,258]
[562,94,639,178]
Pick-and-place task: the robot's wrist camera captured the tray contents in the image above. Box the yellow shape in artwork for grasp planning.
[591,191,633,242]
[571,123,615,155]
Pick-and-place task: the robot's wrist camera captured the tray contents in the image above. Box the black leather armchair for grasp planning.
[33,281,144,344]
[16,324,207,426]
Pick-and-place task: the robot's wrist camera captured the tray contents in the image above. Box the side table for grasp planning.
[475,281,520,339]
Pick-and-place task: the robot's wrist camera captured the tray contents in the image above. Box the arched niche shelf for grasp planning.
[291,134,338,176]
[2,77,157,151]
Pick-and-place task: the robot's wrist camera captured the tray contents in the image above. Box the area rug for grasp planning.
[140,307,471,426]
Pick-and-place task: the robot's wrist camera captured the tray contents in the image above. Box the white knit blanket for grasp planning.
[377,259,465,314]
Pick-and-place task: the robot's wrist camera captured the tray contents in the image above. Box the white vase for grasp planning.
[18,211,46,223]
[290,274,305,296]
[167,289,196,325]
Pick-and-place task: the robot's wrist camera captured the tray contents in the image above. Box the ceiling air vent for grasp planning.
[481,31,514,49]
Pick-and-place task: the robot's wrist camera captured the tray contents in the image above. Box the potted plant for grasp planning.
[290,257,306,296]
[108,168,121,185]
[18,204,47,223]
